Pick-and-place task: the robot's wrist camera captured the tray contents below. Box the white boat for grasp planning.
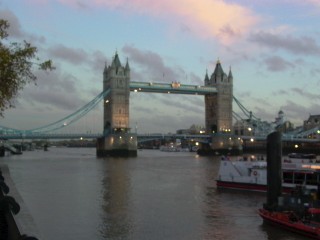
[216,153,320,192]
[159,145,189,152]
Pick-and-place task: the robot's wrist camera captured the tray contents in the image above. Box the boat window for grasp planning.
[283,172,293,184]
[293,173,305,185]
[306,173,318,186]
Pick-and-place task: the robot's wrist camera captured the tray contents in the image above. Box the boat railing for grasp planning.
[251,162,267,169]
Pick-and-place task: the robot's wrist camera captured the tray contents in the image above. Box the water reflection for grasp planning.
[99,158,133,239]
[259,222,303,240]
[204,186,267,240]
[1,149,309,240]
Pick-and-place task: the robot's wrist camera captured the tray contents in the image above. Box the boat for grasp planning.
[216,153,320,192]
[258,131,320,239]
[159,144,189,152]
[259,185,320,239]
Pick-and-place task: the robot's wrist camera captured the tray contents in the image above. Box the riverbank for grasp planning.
[0,164,41,239]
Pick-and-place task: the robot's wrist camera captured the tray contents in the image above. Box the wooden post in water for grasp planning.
[266,131,282,209]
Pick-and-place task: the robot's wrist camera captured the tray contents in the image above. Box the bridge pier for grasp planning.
[197,134,243,156]
[96,133,137,157]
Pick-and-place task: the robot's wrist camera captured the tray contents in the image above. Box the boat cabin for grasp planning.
[283,170,320,187]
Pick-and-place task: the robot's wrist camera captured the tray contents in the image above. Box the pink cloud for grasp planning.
[58,0,259,44]
[304,0,320,7]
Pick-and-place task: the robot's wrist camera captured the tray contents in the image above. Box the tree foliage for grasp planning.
[0,19,54,116]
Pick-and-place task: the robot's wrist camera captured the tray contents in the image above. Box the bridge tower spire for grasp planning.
[204,59,233,134]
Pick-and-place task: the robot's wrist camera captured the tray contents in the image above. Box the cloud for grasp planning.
[47,45,108,75]
[249,31,320,55]
[0,9,23,38]
[90,50,108,72]
[264,56,294,72]
[189,72,203,85]
[304,0,320,7]
[48,44,88,65]
[58,0,259,44]
[291,87,320,100]
[122,45,180,82]
[19,69,87,111]
[122,46,206,91]
[310,67,320,77]
[280,99,320,126]
[266,87,320,126]
[0,9,46,44]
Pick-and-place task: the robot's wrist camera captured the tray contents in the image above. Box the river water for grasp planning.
[1,148,304,240]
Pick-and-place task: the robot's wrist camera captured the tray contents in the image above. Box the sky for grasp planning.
[1,0,320,134]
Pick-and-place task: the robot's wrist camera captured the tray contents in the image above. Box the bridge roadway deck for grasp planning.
[0,133,319,143]
[0,133,210,140]
[129,81,217,95]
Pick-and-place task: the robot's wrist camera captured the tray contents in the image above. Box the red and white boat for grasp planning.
[216,153,320,192]
[259,208,320,239]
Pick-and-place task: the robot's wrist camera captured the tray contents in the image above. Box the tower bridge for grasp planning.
[1,52,319,156]
[97,52,233,156]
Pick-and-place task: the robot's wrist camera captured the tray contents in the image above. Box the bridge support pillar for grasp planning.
[96,133,137,157]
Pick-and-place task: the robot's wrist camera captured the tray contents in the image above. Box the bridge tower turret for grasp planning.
[204,60,233,134]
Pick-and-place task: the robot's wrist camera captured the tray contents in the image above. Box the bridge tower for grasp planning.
[96,52,137,157]
[204,60,233,134]
[103,52,130,134]
[200,60,241,155]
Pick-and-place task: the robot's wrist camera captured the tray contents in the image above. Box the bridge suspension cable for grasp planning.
[233,96,261,121]
[28,89,110,133]
[0,89,110,135]
[233,96,275,136]
[232,111,243,122]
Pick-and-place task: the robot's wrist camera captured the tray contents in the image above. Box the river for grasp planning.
[1,147,304,240]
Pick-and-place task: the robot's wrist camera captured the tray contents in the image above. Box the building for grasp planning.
[176,124,206,135]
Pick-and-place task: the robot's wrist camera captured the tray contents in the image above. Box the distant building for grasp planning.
[303,114,320,130]
[176,129,189,134]
[274,110,285,126]
[233,120,253,136]
[176,124,206,135]
[233,110,294,136]
[275,121,294,133]
[274,110,294,133]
